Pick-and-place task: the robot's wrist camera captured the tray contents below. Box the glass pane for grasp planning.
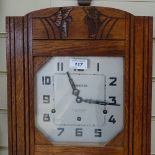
[35,56,124,146]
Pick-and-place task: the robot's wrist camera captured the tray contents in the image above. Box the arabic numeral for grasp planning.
[57,128,64,136]
[43,114,50,122]
[42,76,51,85]
[57,62,63,71]
[75,128,83,137]
[109,77,117,86]
[108,115,116,124]
[75,62,83,67]
[109,96,117,105]
[94,129,102,137]
[97,63,99,72]
[43,95,50,103]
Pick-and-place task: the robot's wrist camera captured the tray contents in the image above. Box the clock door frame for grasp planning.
[6,6,153,155]
[33,41,126,154]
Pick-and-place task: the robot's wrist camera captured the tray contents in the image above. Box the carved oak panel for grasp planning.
[32,7,126,40]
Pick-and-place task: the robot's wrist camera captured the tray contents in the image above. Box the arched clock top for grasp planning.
[30,6,129,40]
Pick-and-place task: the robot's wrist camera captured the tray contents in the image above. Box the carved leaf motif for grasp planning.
[84,7,123,39]
[33,7,73,39]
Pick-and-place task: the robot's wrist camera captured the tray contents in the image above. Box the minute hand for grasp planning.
[83,98,120,106]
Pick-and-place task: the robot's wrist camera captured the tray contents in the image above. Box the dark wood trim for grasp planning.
[32,40,125,57]
[146,16,153,155]
[6,16,13,155]
[35,145,124,155]
[6,16,26,155]
[28,14,35,155]
[24,15,30,155]
[128,14,135,155]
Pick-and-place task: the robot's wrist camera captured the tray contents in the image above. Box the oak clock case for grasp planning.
[6,6,153,155]
[35,56,124,146]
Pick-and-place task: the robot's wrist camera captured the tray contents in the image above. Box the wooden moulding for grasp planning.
[6,6,153,155]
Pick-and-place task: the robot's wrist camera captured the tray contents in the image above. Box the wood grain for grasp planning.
[33,57,51,74]
[6,15,31,155]
[33,40,125,56]
[35,145,124,155]
[24,15,30,155]
[6,16,13,155]
[128,14,134,155]
[32,7,126,40]
[132,16,153,155]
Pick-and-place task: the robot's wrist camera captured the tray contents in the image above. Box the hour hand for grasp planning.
[66,72,80,96]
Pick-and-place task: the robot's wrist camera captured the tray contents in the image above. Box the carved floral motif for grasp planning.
[34,7,72,39]
[84,7,121,39]
[53,7,72,39]
[33,7,125,40]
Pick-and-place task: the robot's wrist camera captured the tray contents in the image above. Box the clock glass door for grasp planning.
[35,56,124,146]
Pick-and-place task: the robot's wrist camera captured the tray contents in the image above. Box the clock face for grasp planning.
[35,56,124,146]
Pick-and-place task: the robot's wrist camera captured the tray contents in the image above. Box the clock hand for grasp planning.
[76,96,83,103]
[83,99,107,105]
[82,98,120,106]
[66,72,80,96]
[66,72,120,106]
[107,102,120,106]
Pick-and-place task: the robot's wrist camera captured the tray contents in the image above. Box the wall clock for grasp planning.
[6,4,153,155]
[35,56,124,146]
